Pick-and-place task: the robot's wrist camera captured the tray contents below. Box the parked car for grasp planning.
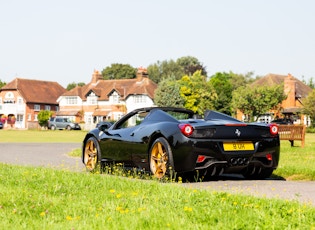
[0,121,3,129]
[48,117,81,130]
[82,107,280,180]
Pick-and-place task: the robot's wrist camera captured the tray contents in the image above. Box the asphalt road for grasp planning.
[1,143,315,206]
[0,143,84,171]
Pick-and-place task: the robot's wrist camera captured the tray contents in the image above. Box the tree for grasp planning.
[147,56,207,84]
[302,76,315,89]
[66,82,85,91]
[178,71,217,115]
[209,72,233,115]
[229,71,256,90]
[302,89,315,127]
[208,71,257,116]
[101,63,136,80]
[154,76,184,107]
[0,79,6,89]
[307,77,314,89]
[232,85,287,122]
[147,59,182,84]
[37,110,53,128]
[176,56,207,76]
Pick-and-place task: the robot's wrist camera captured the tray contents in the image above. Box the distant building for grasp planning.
[57,67,157,129]
[236,73,312,126]
[0,78,66,129]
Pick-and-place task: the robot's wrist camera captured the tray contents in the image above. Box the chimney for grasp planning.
[283,73,296,107]
[136,67,148,82]
[91,70,103,84]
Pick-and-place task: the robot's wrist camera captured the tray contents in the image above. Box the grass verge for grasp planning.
[0,129,86,143]
[273,133,315,180]
[0,163,314,229]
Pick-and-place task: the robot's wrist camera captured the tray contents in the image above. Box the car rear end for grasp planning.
[172,120,280,178]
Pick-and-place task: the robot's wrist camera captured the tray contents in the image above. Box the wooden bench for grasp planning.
[278,125,306,147]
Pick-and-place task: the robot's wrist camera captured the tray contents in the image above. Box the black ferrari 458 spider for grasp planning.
[82,107,280,180]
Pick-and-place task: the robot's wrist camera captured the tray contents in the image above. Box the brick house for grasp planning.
[56,67,157,129]
[0,78,66,129]
[236,73,312,125]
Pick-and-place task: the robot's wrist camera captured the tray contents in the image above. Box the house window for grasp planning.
[45,105,51,111]
[56,106,59,111]
[66,96,78,105]
[4,92,15,103]
[17,114,23,122]
[113,95,120,103]
[34,114,38,121]
[133,95,146,103]
[34,104,40,111]
[110,91,120,104]
[28,114,31,121]
[17,97,23,104]
[87,92,97,105]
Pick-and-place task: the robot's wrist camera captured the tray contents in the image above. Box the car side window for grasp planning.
[116,111,149,129]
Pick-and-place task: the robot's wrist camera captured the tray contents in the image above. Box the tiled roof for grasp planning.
[63,77,157,101]
[1,78,66,104]
[251,73,312,98]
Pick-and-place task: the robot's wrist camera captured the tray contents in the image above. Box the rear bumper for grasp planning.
[171,136,280,174]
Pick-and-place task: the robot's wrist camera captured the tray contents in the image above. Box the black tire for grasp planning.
[51,125,56,130]
[149,137,174,179]
[83,137,101,172]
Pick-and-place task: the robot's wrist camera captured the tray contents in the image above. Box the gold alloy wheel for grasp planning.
[150,141,168,179]
[84,139,98,171]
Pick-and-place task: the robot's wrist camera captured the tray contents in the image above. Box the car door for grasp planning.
[55,118,63,129]
[99,111,149,167]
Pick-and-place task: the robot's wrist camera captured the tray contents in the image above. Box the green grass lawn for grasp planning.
[1,130,315,229]
[0,129,86,143]
[0,164,314,229]
[274,133,315,180]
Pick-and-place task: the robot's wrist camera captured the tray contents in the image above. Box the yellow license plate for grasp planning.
[223,142,254,151]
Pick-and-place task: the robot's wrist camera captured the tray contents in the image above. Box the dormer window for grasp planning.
[110,91,120,104]
[87,92,98,105]
[65,96,78,105]
[113,95,119,103]
[133,95,146,103]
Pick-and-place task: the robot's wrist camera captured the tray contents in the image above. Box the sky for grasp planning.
[1,0,315,87]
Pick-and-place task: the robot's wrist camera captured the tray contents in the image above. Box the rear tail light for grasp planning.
[269,123,279,135]
[197,155,206,163]
[266,153,273,161]
[178,124,194,137]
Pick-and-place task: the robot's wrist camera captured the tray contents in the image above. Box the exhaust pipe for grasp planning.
[230,157,249,166]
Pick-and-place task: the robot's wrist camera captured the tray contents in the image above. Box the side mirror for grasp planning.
[98,124,109,132]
